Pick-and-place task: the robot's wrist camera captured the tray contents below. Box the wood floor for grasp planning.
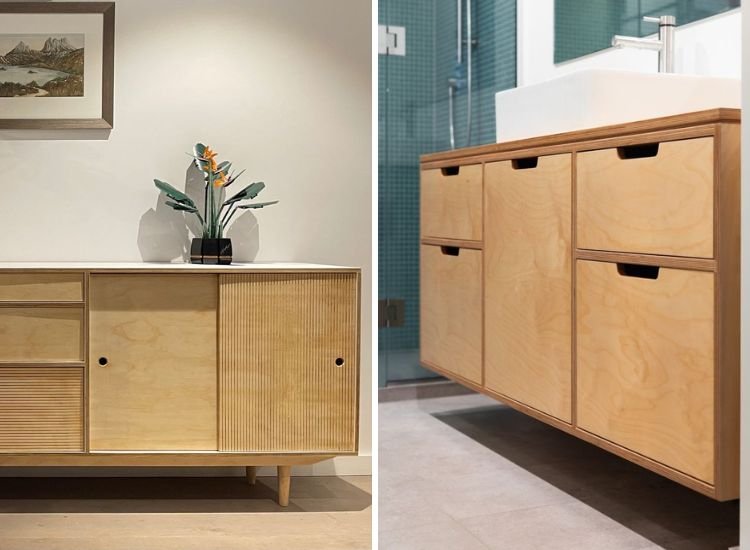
[0,475,371,550]
[380,393,738,550]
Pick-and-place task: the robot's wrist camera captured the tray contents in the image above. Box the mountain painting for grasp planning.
[0,34,84,97]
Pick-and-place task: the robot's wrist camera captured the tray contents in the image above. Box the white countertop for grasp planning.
[0,262,358,272]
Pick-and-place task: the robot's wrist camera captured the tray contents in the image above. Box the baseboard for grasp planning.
[0,455,372,477]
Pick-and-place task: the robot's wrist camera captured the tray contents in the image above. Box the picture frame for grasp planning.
[0,2,115,129]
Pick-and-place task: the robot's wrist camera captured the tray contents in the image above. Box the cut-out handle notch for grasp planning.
[617,263,660,279]
[441,166,460,176]
[617,143,660,159]
[512,157,539,170]
[441,246,460,256]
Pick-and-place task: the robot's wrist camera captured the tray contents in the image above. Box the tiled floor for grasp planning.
[380,393,739,550]
[0,475,371,550]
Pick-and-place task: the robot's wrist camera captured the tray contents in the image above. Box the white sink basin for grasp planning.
[495,69,740,143]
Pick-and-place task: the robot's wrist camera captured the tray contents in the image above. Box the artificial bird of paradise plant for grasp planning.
[153,143,278,263]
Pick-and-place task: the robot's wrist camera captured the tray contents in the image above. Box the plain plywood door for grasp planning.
[89,275,218,451]
[484,154,573,422]
[218,273,359,453]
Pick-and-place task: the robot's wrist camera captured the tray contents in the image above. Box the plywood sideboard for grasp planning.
[0,263,361,506]
[419,109,740,501]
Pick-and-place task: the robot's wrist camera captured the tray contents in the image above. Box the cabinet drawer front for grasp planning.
[421,164,482,241]
[576,260,714,483]
[0,308,83,362]
[0,367,83,452]
[0,273,83,302]
[420,245,482,385]
[219,273,359,453]
[577,137,714,258]
[484,154,572,422]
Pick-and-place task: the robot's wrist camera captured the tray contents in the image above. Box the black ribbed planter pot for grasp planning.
[190,238,232,265]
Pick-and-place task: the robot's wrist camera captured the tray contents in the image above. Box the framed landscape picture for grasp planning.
[0,2,114,129]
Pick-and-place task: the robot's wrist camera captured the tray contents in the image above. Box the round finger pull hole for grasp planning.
[98,357,108,366]
[335,358,345,367]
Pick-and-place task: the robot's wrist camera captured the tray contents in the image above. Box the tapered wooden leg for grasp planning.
[245,466,257,485]
[277,465,291,507]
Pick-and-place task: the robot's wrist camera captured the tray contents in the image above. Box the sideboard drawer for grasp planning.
[421,164,482,241]
[0,308,83,362]
[577,137,714,258]
[0,273,84,302]
[420,244,482,385]
[576,259,715,483]
[0,367,84,452]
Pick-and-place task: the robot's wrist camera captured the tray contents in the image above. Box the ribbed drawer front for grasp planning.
[0,273,83,302]
[577,137,714,258]
[0,367,84,452]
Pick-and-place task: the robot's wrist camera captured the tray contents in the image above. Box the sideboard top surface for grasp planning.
[0,262,359,273]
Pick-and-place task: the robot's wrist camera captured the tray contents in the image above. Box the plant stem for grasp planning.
[203,181,209,238]
[220,203,235,228]
[223,205,241,228]
[208,170,215,238]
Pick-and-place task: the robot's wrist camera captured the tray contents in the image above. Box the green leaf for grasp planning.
[224,168,245,188]
[154,179,197,208]
[217,161,231,173]
[192,143,210,173]
[224,181,265,206]
[237,200,278,209]
[165,200,198,213]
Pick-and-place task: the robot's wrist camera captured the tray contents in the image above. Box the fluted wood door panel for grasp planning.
[89,275,218,451]
[219,273,359,453]
[0,367,83,452]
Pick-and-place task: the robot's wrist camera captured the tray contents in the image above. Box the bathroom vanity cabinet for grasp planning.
[419,109,740,500]
[0,263,361,506]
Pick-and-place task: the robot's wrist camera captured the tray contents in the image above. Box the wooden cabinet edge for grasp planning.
[421,108,739,166]
[575,250,716,272]
[0,453,341,467]
[421,238,483,250]
[423,124,719,170]
[713,122,741,500]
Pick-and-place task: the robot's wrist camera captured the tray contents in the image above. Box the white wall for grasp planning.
[0,0,372,475]
[517,0,741,86]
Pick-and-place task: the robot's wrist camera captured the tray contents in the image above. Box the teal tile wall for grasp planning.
[379,0,516,385]
[555,0,740,63]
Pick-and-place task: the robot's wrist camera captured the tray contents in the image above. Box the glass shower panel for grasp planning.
[378,0,516,386]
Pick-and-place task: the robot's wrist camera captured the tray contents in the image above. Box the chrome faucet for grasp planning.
[612,15,676,73]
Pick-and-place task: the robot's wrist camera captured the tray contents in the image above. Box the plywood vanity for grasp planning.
[0,263,361,506]
[419,109,740,500]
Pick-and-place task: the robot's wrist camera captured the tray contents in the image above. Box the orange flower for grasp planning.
[202,146,218,173]
[214,171,227,187]
[203,146,218,161]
